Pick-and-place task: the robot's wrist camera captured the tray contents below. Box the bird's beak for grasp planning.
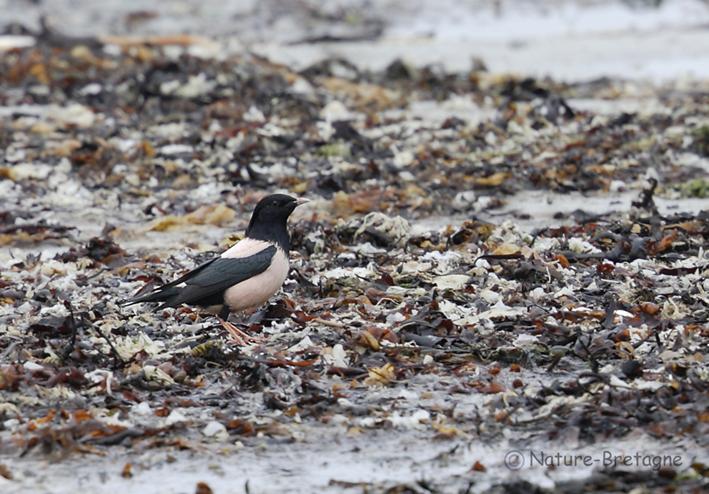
[296,197,310,206]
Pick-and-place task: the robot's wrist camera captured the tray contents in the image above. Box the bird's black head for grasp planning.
[245,194,307,251]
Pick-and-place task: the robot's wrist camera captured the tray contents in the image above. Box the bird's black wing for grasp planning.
[123,245,276,309]
[121,256,220,306]
[164,245,276,308]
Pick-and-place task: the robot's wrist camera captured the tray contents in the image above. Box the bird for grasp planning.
[122,194,309,344]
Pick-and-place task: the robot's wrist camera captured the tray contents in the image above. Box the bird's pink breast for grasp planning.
[223,246,290,311]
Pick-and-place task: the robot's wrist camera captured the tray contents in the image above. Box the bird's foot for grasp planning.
[217,317,265,345]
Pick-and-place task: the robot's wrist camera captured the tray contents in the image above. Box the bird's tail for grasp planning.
[120,286,181,308]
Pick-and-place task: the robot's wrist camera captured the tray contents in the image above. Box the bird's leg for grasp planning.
[217,315,247,345]
[217,306,264,345]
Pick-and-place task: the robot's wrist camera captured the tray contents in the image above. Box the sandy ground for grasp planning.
[2,0,709,81]
[2,434,703,494]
